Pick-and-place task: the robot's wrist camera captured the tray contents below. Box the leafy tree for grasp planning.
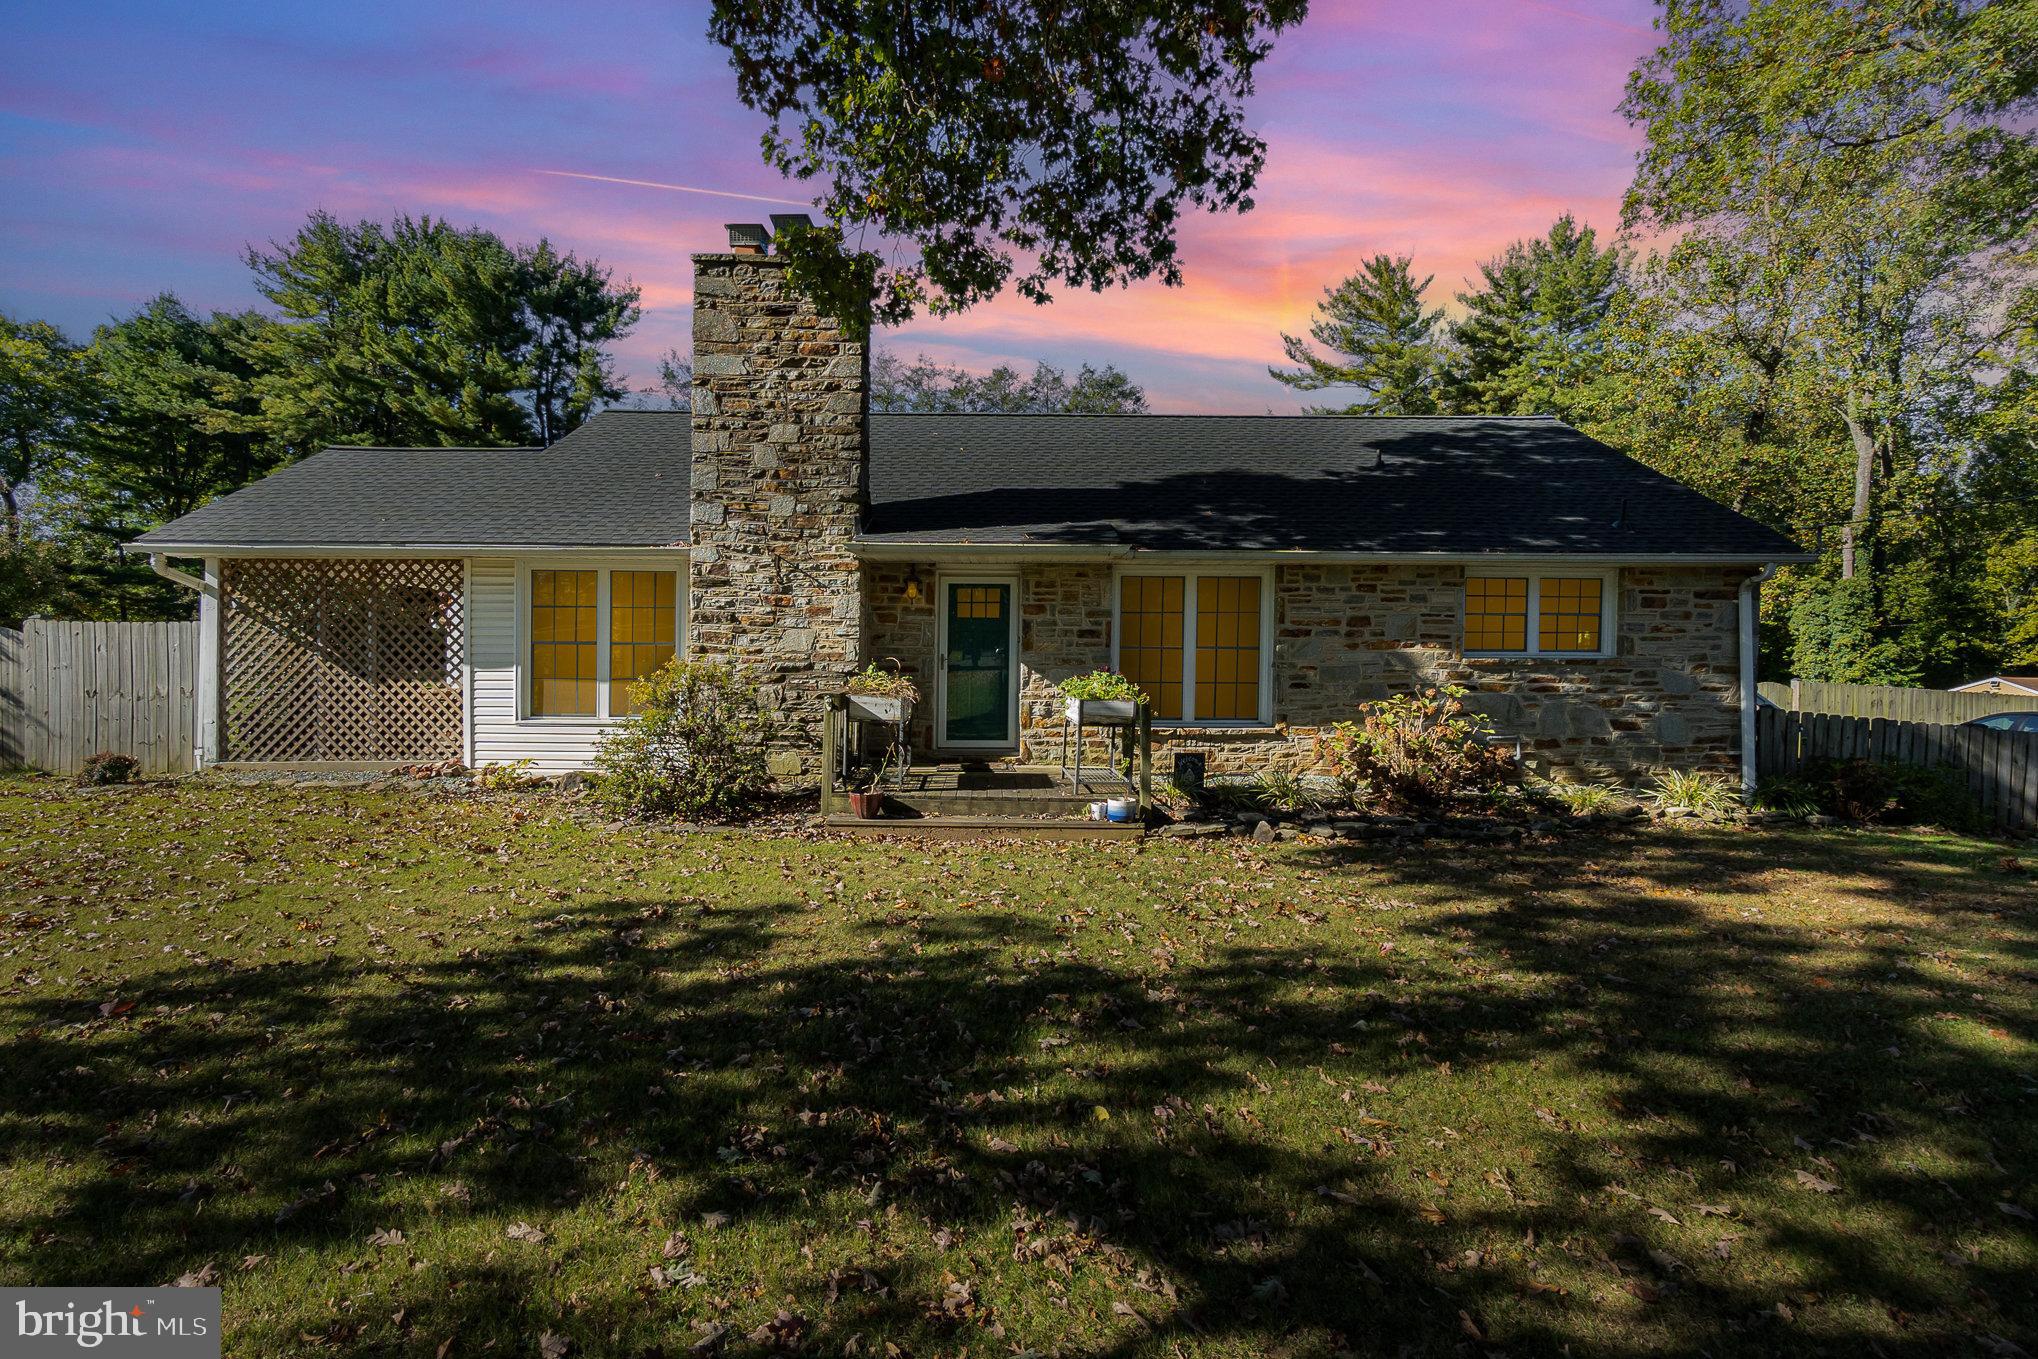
[871,352,1148,414]
[243,212,640,450]
[1450,214,1626,420]
[1622,0,2038,585]
[67,297,275,531]
[1270,254,1448,414]
[650,350,692,413]
[706,0,1309,326]
[0,313,91,549]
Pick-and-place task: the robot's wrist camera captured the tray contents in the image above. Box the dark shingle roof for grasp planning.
[863,413,1805,559]
[132,409,1804,560]
[130,414,690,551]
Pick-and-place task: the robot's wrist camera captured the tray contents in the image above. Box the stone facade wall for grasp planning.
[688,254,866,775]
[862,561,1747,781]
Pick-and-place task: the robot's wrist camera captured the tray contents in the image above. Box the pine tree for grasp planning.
[1269,255,1447,414]
[1450,214,1625,418]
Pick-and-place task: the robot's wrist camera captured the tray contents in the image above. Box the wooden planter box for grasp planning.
[1065,697,1139,726]
[846,694,914,725]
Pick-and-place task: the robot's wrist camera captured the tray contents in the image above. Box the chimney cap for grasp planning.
[769,212,815,237]
[725,222,769,254]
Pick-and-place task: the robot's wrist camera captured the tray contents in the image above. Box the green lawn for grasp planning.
[2,777,2034,1357]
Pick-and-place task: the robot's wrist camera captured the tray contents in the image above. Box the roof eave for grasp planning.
[851,541,1813,566]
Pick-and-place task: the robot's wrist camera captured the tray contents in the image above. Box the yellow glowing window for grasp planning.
[1118,576,1185,720]
[1194,576,1262,721]
[953,585,1003,619]
[531,570,597,715]
[1538,577,1603,653]
[1465,577,1529,652]
[608,570,678,715]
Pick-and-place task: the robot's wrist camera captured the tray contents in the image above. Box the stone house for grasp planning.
[132,223,1806,791]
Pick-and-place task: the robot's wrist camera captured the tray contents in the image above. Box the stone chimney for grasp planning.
[689,220,868,775]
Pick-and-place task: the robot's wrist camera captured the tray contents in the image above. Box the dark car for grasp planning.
[1961,711,2038,733]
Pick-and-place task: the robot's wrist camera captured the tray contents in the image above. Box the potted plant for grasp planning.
[1059,670,1146,725]
[843,660,920,726]
[847,748,894,819]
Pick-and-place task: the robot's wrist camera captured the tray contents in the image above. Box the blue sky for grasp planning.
[0,0,1660,411]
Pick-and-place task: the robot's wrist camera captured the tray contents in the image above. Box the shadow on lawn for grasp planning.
[2,829,2033,1355]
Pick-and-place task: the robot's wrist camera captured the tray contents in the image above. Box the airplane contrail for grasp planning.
[535,169,810,207]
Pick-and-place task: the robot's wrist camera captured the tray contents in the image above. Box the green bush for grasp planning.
[1647,768,1742,815]
[77,751,142,786]
[1777,758,1985,831]
[1315,686,1520,813]
[592,660,779,820]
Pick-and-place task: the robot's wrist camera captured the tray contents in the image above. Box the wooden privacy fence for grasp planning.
[1757,707,2038,832]
[0,619,201,774]
[1758,678,2035,725]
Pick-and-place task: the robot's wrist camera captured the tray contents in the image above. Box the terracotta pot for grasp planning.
[848,790,887,819]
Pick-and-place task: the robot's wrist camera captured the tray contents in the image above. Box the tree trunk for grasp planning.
[1841,396,1875,580]
[0,477,19,553]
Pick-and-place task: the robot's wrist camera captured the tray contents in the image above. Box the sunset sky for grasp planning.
[0,0,1661,414]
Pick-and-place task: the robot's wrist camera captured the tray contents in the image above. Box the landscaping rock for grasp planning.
[1273,826,1301,842]
[1250,820,1278,844]
[1807,813,1839,828]
[1304,823,1337,839]
[1158,821,1228,839]
[555,770,592,793]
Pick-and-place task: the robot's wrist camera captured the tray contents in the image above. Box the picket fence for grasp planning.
[1756,706,2038,833]
[0,618,202,775]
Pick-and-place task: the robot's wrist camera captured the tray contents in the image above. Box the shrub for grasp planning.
[474,759,537,793]
[1647,768,1742,815]
[77,751,142,787]
[1753,775,1823,818]
[1254,769,1333,814]
[1540,779,1624,816]
[1059,670,1146,703]
[1315,686,1519,812]
[592,660,778,820]
[1779,758,1984,831]
[843,661,919,703]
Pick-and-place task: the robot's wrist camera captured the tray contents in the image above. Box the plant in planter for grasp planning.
[1058,670,1146,725]
[843,660,920,725]
[847,747,896,818]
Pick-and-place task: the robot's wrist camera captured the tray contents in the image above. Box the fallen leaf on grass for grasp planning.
[537,1331,570,1359]
[171,1262,219,1287]
[505,1222,548,1244]
[1998,1202,2035,1221]
[367,1227,405,1247]
[1794,1170,1839,1194]
[98,999,137,1019]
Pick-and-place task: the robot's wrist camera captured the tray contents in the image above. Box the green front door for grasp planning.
[944,582,1013,745]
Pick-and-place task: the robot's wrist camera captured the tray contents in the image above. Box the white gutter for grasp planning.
[148,553,216,597]
[1739,562,1782,799]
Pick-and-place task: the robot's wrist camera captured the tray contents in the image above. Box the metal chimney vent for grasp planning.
[725,222,769,255]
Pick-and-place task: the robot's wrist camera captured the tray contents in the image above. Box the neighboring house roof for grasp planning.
[862,413,1806,558]
[130,418,690,551]
[132,409,1806,561]
[1951,675,2038,695]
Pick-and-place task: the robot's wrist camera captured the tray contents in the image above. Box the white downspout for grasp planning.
[146,553,221,767]
[1739,562,1781,799]
[147,552,216,597]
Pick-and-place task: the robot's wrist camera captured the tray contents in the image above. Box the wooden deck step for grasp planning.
[823,814,1145,840]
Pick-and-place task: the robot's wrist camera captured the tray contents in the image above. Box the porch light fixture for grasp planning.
[902,566,924,602]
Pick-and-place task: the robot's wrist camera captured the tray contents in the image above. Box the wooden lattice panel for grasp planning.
[222,558,463,763]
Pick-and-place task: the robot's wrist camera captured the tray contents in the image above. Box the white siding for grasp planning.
[468,552,687,773]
